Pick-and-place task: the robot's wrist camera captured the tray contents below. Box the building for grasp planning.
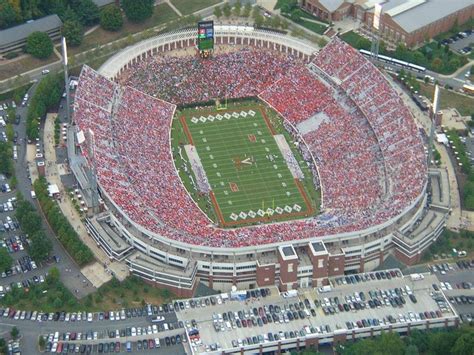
[301,0,353,22]
[301,0,474,47]
[0,14,63,55]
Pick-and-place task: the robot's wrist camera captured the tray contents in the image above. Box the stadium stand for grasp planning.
[74,35,426,248]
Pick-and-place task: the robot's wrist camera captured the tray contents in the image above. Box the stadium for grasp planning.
[71,25,449,296]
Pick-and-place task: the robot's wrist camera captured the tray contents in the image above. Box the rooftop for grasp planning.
[177,273,457,353]
[366,0,473,33]
[0,15,62,47]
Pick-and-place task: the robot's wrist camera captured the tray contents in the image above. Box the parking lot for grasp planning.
[429,259,474,324]
[174,271,457,353]
[442,29,474,55]
[1,303,186,354]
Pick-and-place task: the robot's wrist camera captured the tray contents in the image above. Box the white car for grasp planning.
[41,69,50,75]
[87,313,93,322]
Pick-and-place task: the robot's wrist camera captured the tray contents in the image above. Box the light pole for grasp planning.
[61,37,71,123]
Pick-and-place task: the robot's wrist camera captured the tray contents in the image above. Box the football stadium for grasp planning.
[71,25,450,296]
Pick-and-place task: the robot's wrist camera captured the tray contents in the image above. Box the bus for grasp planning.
[462,84,474,95]
[359,49,426,73]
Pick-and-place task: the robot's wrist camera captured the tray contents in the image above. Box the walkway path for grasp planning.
[166,0,183,17]
[43,114,128,287]
[436,142,461,231]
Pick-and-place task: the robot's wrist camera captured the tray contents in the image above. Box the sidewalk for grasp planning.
[43,114,129,286]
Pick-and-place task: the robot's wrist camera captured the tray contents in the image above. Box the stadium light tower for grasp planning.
[427,85,440,166]
[61,37,71,122]
[370,3,382,61]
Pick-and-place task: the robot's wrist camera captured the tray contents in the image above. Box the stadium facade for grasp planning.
[71,26,450,297]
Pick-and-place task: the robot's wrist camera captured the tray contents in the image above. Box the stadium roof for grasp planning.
[365,0,473,33]
[318,0,346,12]
[0,14,62,47]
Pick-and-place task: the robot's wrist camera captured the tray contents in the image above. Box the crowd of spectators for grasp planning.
[72,35,427,248]
[117,48,302,105]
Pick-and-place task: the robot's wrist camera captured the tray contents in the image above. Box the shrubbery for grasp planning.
[34,177,94,266]
[26,73,63,140]
[15,194,53,262]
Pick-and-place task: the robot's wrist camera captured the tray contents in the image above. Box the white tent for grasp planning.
[436,133,448,145]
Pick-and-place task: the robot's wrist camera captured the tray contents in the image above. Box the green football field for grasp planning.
[180,106,313,226]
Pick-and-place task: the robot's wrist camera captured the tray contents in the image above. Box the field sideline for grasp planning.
[179,105,316,227]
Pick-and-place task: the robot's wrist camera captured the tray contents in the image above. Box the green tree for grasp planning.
[452,331,474,355]
[76,0,100,26]
[0,0,17,29]
[213,6,222,18]
[46,267,60,285]
[0,339,6,355]
[62,20,83,46]
[29,231,53,262]
[222,3,231,17]
[25,31,54,59]
[6,107,16,124]
[0,142,14,177]
[122,0,154,23]
[290,8,301,23]
[232,1,241,17]
[431,58,443,72]
[100,5,123,31]
[5,124,14,142]
[281,0,297,13]
[38,335,46,350]
[404,345,419,355]
[10,327,19,339]
[242,3,251,17]
[53,297,63,309]
[0,248,13,272]
[254,14,264,27]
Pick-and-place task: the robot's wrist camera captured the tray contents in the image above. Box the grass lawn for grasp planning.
[170,0,221,15]
[340,30,364,48]
[298,19,328,35]
[69,3,179,55]
[178,104,317,227]
[419,82,474,116]
[0,54,58,81]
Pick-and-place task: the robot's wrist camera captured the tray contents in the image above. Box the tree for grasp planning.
[222,3,231,17]
[76,0,100,26]
[100,5,123,31]
[122,0,154,23]
[452,331,474,355]
[242,3,251,17]
[281,0,297,13]
[213,6,222,18]
[404,344,419,355]
[0,248,12,272]
[10,327,19,339]
[254,14,264,27]
[38,335,46,350]
[431,58,443,72]
[232,1,241,17]
[290,9,301,23]
[0,0,17,29]
[25,31,53,59]
[29,231,52,262]
[252,5,259,19]
[62,20,83,46]
[46,267,60,285]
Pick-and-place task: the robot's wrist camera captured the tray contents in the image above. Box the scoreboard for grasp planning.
[197,20,214,51]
